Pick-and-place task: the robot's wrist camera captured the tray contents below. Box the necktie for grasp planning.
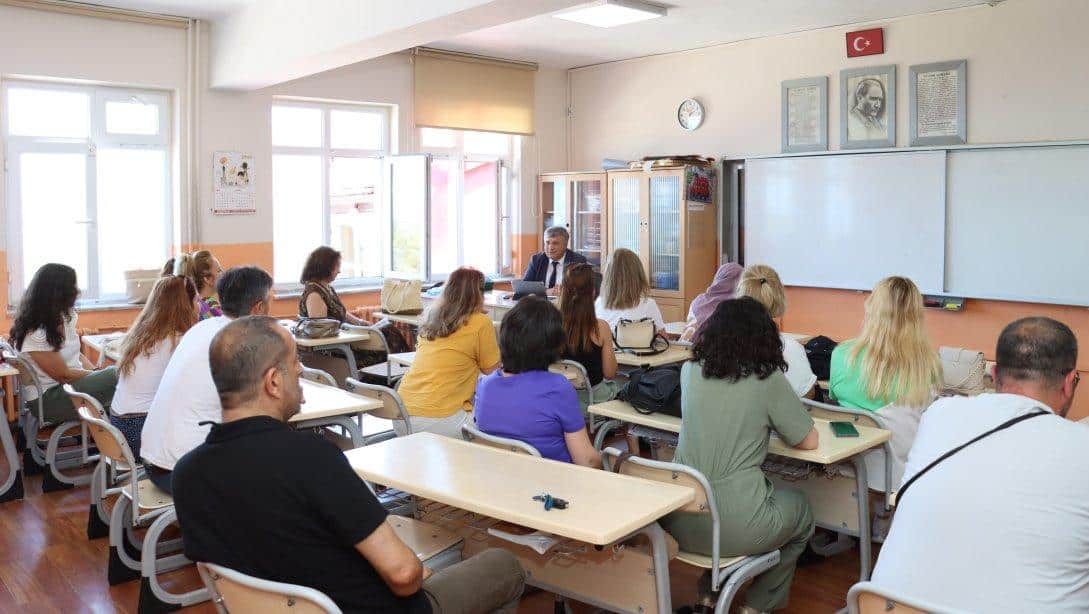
[548,261,559,289]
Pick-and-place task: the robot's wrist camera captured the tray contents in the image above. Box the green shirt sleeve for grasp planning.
[766,371,814,446]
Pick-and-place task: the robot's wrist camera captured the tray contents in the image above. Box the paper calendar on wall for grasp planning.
[213,151,255,215]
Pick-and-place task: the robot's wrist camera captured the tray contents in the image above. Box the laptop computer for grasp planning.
[511,280,547,299]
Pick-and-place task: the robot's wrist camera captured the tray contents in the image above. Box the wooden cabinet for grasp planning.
[605,165,718,321]
[538,172,606,268]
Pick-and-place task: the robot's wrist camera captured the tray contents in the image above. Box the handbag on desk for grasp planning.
[618,366,683,417]
[381,279,423,315]
[292,318,341,339]
[613,318,669,356]
[939,346,987,395]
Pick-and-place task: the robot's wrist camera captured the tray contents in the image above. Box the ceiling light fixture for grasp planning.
[553,0,666,28]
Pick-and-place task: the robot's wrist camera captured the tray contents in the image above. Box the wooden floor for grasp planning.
[0,464,863,614]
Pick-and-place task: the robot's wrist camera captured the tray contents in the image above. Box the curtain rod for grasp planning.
[0,0,190,28]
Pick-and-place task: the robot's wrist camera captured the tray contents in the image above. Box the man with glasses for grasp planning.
[872,317,1089,613]
[522,226,587,296]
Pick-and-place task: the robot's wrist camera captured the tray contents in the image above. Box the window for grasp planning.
[3,81,171,303]
[392,128,512,280]
[271,102,389,286]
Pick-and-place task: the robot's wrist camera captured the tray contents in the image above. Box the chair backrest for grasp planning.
[600,446,709,514]
[549,359,590,391]
[803,398,883,429]
[0,340,44,396]
[197,562,342,614]
[69,388,136,469]
[847,581,954,614]
[301,367,337,387]
[460,423,542,457]
[344,378,411,432]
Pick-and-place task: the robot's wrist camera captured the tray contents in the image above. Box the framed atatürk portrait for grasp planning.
[841,65,896,149]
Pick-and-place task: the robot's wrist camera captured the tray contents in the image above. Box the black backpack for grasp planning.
[804,335,838,381]
[618,366,682,417]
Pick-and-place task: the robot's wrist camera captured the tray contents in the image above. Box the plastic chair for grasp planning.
[601,446,780,613]
[198,562,342,614]
[549,359,594,406]
[460,423,542,457]
[301,367,337,387]
[847,581,965,614]
[70,390,209,610]
[344,377,412,443]
[344,320,407,388]
[1,340,95,492]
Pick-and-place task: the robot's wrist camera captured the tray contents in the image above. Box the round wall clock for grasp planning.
[677,98,704,131]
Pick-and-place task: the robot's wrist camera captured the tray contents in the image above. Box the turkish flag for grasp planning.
[846,28,884,58]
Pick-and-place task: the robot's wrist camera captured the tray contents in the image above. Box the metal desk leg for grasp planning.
[850,454,872,581]
[636,521,673,614]
[292,415,366,448]
[329,343,359,381]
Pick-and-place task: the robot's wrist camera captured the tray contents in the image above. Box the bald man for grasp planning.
[172,316,525,613]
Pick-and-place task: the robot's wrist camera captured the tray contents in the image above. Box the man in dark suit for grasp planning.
[523,226,588,296]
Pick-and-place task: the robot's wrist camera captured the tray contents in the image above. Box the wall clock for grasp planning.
[677,98,704,131]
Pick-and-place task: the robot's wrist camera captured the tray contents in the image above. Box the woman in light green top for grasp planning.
[829,276,942,411]
[662,297,819,613]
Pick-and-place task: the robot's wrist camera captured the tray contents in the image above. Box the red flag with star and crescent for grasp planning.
[846,28,884,58]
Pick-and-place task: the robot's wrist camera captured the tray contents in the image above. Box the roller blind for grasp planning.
[413,48,536,136]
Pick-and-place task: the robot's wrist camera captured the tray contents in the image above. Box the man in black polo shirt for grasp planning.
[172,316,525,613]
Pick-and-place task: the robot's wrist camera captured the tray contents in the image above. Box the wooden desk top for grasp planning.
[292,380,383,422]
[278,320,371,348]
[83,332,126,362]
[0,363,18,378]
[345,432,694,545]
[373,311,423,326]
[587,400,889,465]
[615,344,692,368]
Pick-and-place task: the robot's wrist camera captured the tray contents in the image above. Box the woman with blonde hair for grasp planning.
[594,248,665,330]
[830,276,942,491]
[396,267,501,437]
[111,276,200,455]
[560,262,619,408]
[171,250,224,320]
[735,264,817,398]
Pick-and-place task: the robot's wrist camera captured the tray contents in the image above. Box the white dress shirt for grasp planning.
[872,393,1089,613]
[547,253,567,288]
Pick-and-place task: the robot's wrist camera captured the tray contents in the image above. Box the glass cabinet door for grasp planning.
[648,174,681,291]
[540,178,569,235]
[610,175,641,255]
[572,177,603,267]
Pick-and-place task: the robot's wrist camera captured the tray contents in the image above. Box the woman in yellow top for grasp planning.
[396,267,501,438]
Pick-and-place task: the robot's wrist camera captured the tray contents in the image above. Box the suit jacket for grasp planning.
[522,249,588,284]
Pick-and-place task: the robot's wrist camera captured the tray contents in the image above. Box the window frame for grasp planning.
[416,129,512,281]
[2,79,173,305]
[271,99,390,291]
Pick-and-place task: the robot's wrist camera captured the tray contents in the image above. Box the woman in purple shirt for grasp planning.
[473,296,601,467]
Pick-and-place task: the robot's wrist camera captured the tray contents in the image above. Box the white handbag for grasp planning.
[613,318,669,356]
[939,346,987,395]
[381,279,423,315]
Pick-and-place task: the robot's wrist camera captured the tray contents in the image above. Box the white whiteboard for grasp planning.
[946,145,1089,305]
[744,152,946,293]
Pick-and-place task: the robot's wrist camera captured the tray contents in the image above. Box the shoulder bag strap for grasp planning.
[897,408,1048,504]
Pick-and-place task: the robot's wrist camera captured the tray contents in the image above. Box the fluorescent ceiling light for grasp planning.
[553,0,666,28]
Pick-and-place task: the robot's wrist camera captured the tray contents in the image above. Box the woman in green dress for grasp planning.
[662,297,819,613]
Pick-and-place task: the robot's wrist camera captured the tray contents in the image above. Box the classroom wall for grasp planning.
[557,0,1089,419]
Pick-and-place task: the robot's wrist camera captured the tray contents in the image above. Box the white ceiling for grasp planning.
[432,0,991,68]
[82,0,253,19]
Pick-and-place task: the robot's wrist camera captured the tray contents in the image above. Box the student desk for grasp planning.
[615,344,692,368]
[291,379,384,447]
[587,399,891,582]
[388,352,578,383]
[345,432,694,613]
[280,320,371,381]
[82,332,126,366]
[372,311,423,327]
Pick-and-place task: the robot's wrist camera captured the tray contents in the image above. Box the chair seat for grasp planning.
[123,478,173,511]
[675,551,749,570]
[388,516,463,561]
[360,362,410,379]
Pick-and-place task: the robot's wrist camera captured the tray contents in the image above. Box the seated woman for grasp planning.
[559,263,619,409]
[662,297,818,614]
[171,250,224,320]
[298,246,368,325]
[396,267,500,438]
[829,276,941,490]
[680,262,742,341]
[474,296,601,467]
[111,276,199,457]
[9,263,119,425]
[736,264,817,398]
[595,248,666,331]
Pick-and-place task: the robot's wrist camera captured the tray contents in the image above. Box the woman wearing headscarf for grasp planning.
[680,262,743,341]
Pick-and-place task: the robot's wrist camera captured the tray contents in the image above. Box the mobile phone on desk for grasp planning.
[830,421,859,438]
